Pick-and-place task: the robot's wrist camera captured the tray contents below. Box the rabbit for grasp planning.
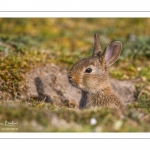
[68,33,125,110]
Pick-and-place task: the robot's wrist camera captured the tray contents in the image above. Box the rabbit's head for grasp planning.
[68,34,122,93]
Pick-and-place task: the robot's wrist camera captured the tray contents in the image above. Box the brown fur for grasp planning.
[68,33,125,110]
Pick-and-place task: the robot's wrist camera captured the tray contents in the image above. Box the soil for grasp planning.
[25,63,138,108]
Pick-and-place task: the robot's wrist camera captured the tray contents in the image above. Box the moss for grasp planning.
[0,103,150,132]
[140,66,150,81]
[110,69,124,79]
[0,18,150,132]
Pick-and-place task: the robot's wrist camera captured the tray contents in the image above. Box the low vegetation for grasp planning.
[0,18,150,132]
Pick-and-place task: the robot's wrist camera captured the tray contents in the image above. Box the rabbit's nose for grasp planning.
[68,72,72,80]
[68,75,72,81]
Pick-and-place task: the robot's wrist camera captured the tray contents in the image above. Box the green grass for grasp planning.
[0,102,150,132]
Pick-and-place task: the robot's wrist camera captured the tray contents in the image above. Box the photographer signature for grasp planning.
[0,121,18,126]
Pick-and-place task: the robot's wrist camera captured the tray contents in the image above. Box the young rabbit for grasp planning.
[68,33,125,110]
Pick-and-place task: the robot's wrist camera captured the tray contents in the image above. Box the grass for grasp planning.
[0,102,150,132]
[0,18,150,132]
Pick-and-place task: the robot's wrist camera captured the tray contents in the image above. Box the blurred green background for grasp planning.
[1,18,150,60]
[0,18,150,132]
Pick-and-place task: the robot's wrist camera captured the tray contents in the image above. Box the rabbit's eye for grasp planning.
[85,68,92,73]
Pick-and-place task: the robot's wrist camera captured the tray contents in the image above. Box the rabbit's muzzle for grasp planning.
[68,73,73,83]
[68,73,81,88]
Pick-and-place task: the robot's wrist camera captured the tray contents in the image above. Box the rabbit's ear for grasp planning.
[104,41,122,68]
[92,33,102,57]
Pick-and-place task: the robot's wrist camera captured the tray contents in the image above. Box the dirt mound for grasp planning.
[25,63,138,108]
[25,63,81,108]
